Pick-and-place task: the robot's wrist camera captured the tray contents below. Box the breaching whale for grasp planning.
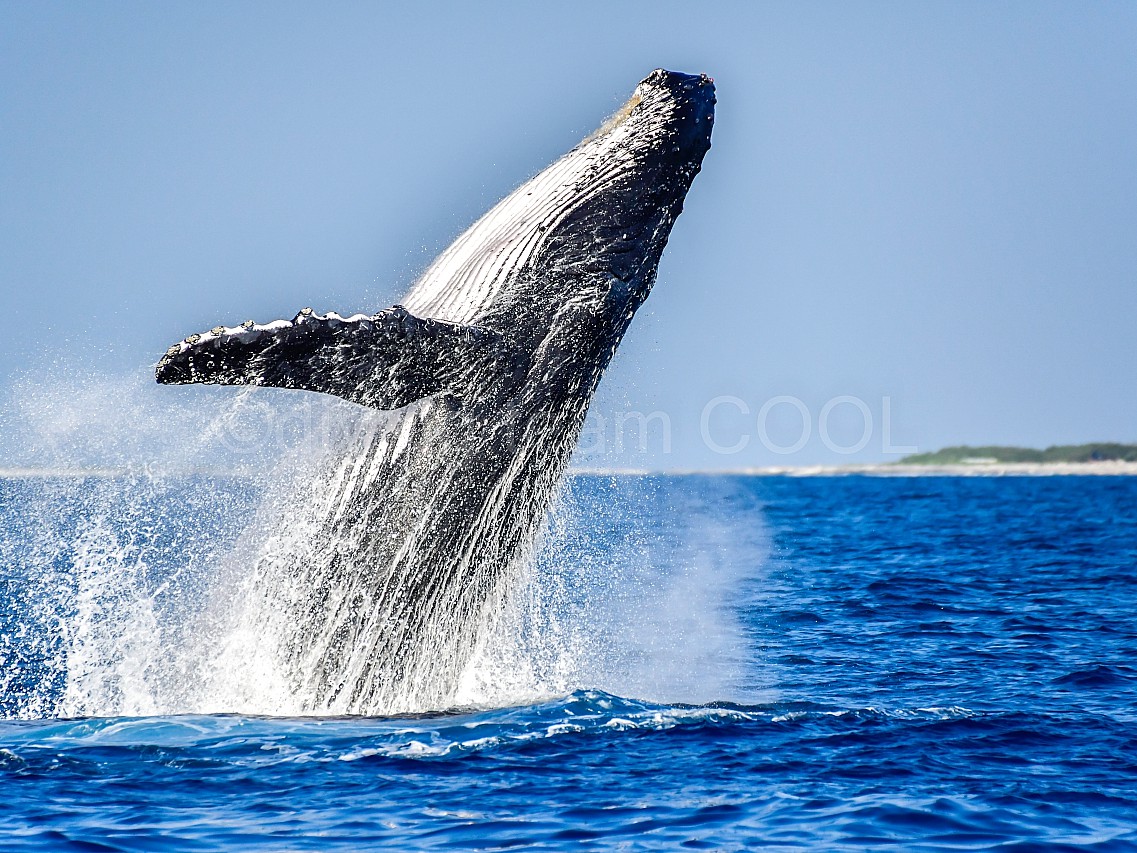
[156,69,715,714]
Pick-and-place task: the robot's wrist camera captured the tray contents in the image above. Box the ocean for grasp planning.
[1,473,1135,850]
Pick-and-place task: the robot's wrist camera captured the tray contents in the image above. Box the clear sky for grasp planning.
[2,1,1135,470]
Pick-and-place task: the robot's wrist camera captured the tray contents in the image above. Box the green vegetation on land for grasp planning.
[900,444,1137,465]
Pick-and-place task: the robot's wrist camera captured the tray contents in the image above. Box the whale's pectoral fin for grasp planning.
[155,305,517,410]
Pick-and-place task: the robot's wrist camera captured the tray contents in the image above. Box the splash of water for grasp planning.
[455,476,764,708]
[1,371,761,719]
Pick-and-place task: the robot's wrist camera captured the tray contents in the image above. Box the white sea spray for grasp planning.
[1,369,762,719]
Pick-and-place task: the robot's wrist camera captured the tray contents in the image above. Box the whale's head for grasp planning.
[451,69,717,394]
[534,68,716,317]
[573,69,714,252]
[405,69,715,345]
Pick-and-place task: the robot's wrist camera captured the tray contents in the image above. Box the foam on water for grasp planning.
[0,691,985,780]
[0,369,758,720]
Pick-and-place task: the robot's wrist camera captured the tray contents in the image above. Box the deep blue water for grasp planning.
[2,474,1137,850]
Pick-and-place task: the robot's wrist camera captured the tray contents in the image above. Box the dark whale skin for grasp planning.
[157,70,716,713]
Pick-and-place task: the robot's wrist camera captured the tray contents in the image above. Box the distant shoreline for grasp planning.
[899,443,1137,465]
[4,461,1137,479]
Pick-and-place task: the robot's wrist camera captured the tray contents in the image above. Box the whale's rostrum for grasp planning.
[157,69,715,714]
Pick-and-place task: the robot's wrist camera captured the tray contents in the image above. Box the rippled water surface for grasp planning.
[2,474,1136,850]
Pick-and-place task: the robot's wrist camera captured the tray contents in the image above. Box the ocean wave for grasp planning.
[0,690,987,764]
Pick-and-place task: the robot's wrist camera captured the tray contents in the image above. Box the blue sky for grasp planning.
[2,2,1135,469]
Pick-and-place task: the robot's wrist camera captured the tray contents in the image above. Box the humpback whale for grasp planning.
[156,69,715,714]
